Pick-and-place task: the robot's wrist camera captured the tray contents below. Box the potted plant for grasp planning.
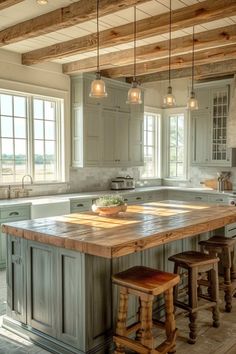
[92,195,127,216]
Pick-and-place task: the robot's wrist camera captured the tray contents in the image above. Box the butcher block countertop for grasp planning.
[3,200,236,258]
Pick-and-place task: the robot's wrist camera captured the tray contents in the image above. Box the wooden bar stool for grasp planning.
[199,235,236,312]
[168,251,220,345]
[112,266,180,354]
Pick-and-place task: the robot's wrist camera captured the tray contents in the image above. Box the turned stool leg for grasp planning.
[139,294,154,349]
[224,266,232,312]
[188,267,198,345]
[164,287,177,354]
[114,287,129,354]
[210,264,220,328]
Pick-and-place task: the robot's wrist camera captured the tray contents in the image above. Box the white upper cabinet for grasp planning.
[71,74,144,168]
[191,80,236,167]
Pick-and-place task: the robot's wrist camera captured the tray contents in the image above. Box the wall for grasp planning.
[0,49,71,198]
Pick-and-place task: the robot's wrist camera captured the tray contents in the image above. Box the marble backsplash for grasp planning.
[0,164,236,200]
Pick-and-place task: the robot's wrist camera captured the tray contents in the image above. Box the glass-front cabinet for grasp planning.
[212,87,228,163]
[191,80,236,167]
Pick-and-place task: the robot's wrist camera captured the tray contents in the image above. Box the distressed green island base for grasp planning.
[3,201,236,354]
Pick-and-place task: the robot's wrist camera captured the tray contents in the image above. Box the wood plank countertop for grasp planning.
[2,201,236,258]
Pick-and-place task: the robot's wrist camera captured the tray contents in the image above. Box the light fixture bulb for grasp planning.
[127,79,142,104]
[89,72,107,98]
[163,86,176,108]
[36,0,48,5]
[187,91,199,110]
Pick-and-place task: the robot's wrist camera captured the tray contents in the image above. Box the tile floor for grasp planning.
[0,269,236,354]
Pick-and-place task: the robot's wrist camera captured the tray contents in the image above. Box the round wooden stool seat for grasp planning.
[199,235,236,312]
[169,250,220,345]
[112,266,180,295]
[112,266,180,354]
[168,250,219,268]
[199,235,236,248]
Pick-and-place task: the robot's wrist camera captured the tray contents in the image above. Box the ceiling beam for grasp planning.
[131,59,236,83]
[101,44,236,78]
[0,0,149,46]
[0,0,23,10]
[62,24,236,74]
[22,0,236,66]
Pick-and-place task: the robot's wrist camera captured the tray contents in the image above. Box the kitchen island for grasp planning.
[2,201,236,354]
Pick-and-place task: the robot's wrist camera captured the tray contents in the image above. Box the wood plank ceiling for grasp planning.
[1,0,236,83]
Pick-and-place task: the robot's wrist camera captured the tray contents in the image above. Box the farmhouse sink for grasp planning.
[31,199,70,219]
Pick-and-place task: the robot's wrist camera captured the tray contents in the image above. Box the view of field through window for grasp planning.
[0,92,59,183]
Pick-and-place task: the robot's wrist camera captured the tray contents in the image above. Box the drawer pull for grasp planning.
[76,204,84,207]
[9,211,19,216]
[136,197,142,200]
[195,197,202,200]
[124,199,128,202]
[215,199,223,202]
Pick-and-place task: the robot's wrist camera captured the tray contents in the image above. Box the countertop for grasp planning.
[0,186,235,208]
[3,200,236,258]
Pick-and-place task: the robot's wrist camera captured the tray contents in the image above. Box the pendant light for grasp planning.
[163,0,176,108]
[89,0,107,98]
[187,26,199,110]
[127,6,142,105]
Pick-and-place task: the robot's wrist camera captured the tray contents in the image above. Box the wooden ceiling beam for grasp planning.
[131,59,236,83]
[101,44,236,78]
[0,0,149,46]
[62,24,236,74]
[22,0,236,66]
[0,0,23,10]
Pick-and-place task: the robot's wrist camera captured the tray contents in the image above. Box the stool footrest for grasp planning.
[114,328,177,354]
[175,300,217,313]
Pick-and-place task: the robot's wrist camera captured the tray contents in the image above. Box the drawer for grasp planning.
[70,199,92,213]
[208,195,228,204]
[225,222,236,238]
[190,194,209,202]
[123,194,145,204]
[0,206,30,220]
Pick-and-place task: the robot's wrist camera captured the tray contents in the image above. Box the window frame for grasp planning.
[140,107,162,179]
[164,107,189,180]
[0,88,64,184]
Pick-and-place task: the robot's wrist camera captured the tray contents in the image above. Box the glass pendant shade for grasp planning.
[187,91,198,110]
[127,80,142,104]
[89,72,107,98]
[163,86,176,107]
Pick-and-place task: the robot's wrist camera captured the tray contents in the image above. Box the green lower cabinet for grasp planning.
[0,231,6,269]
[0,205,31,269]
[57,249,85,350]
[7,236,27,323]
[26,241,57,337]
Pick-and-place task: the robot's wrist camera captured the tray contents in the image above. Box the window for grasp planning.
[141,112,160,178]
[0,91,63,184]
[168,113,185,178]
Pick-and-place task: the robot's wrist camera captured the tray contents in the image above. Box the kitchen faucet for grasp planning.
[21,174,33,189]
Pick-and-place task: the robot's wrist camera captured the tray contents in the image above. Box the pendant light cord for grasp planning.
[191,26,195,93]
[168,0,172,87]
[133,6,137,81]
[97,0,100,73]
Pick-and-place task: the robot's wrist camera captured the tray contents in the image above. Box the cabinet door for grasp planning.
[115,112,130,165]
[7,236,26,323]
[191,110,210,165]
[57,249,85,350]
[115,87,130,113]
[84,106,102,166]
[130,118,144,166]
[27,241,57,336]
[102,110,116,165]
[0,230,6,269]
